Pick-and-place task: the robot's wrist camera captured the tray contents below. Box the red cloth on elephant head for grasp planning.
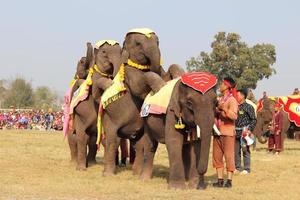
[181,72,217,94]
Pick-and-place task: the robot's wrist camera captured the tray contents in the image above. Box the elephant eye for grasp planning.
[186,100,193,110]
[135,41,141,46]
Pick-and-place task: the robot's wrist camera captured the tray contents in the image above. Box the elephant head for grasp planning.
[171,83,217,134]
[94,40,123,77]
[76,42,93,79]
[123,29,161,74]
[252,98,275,143]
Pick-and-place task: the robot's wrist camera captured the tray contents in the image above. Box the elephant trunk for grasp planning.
[85,43,94,69]
[111,55,122,77]
[258,135,268,144]
[194,111,214,176]
[252,119,268,144]
[146,46,161,75]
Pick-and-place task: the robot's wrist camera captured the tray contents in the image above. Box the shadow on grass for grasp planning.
[255,147,300,152]
[151,164,217,184]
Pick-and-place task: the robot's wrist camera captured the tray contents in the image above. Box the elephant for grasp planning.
[252,98,292,144]
[73,43,94,88]
[140,74,217,189]
[99,28,184,177]
[68,41,123,171]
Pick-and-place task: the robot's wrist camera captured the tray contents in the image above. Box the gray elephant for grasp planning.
[253,97,300,144]
[140,72,217,189]
[68,40,123,171]
[98,28,184,177]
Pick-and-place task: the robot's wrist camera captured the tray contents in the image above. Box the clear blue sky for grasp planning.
[0,0,299,98]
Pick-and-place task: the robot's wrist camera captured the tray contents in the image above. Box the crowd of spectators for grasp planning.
[0,109,63,131]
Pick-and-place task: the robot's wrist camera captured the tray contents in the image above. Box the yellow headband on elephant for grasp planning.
[127,28,155,38]
[95,40,119,49]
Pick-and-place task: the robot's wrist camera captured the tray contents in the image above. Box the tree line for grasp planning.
[0,78,62,110]
[186,32,276,89]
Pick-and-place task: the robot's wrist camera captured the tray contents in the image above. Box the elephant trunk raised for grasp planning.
[145,45,161,75]
[111,55,122,77]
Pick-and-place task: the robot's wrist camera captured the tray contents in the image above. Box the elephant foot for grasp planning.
[140,173,152,181]
[188,178,199,189]
[76,165,87,171]
[102,169,115,177]
[70,158,77,164]
[197,181,207,190]
[88,159,97,165]
[132,167,142,176]
[197,176,207,190]
[168,181,186,190]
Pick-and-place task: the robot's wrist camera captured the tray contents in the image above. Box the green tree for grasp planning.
[0,79,7,108]
[186,32,276,89]
[3,78,34,108]
[34,86,57,110]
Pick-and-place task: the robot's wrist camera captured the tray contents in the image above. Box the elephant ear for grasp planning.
[168,82,182,118]
[121,49,129,64]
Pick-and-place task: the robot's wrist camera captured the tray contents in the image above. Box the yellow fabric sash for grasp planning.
[93,65,109,77]
[100,64,126,109]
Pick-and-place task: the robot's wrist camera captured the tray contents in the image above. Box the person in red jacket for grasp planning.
[268,102,284,155]
[213,77,239,188]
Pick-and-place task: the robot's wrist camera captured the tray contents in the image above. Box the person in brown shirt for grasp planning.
[213,77,239,188]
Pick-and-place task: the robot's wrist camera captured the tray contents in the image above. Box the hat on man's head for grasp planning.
[223,77,236,88]
[237,88,248,98]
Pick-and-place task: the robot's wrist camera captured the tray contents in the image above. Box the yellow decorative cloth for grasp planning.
[141,78,180,117]
[100,65,126,109]
[127,28,155,38]
[95,40,119,49]
[69,68,94,114]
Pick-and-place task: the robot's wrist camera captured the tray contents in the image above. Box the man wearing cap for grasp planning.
[213,77,238,188]
[235,89,257,174]
[268,102,284,155]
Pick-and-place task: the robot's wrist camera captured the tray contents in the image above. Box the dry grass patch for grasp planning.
[1,130,300,200]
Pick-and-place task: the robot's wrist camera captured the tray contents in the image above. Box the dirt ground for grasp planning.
[1,130,300,200]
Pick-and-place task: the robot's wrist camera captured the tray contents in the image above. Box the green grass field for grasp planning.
[1,130,300,200]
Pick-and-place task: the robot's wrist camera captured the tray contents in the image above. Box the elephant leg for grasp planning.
[196,130,212,190]
[87,134,97,165]
[129,141,136,164]
[76,129,89,171]
[67,132,77,163]
[182,143,191,181]
[140,130,158,180]
[182,142,199,189]
[295,131,300,141]
[144,72,166,93]
[131,138,144,176]
[188,141,200,189]
[165,117,186,189]
[103,124,118,176]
